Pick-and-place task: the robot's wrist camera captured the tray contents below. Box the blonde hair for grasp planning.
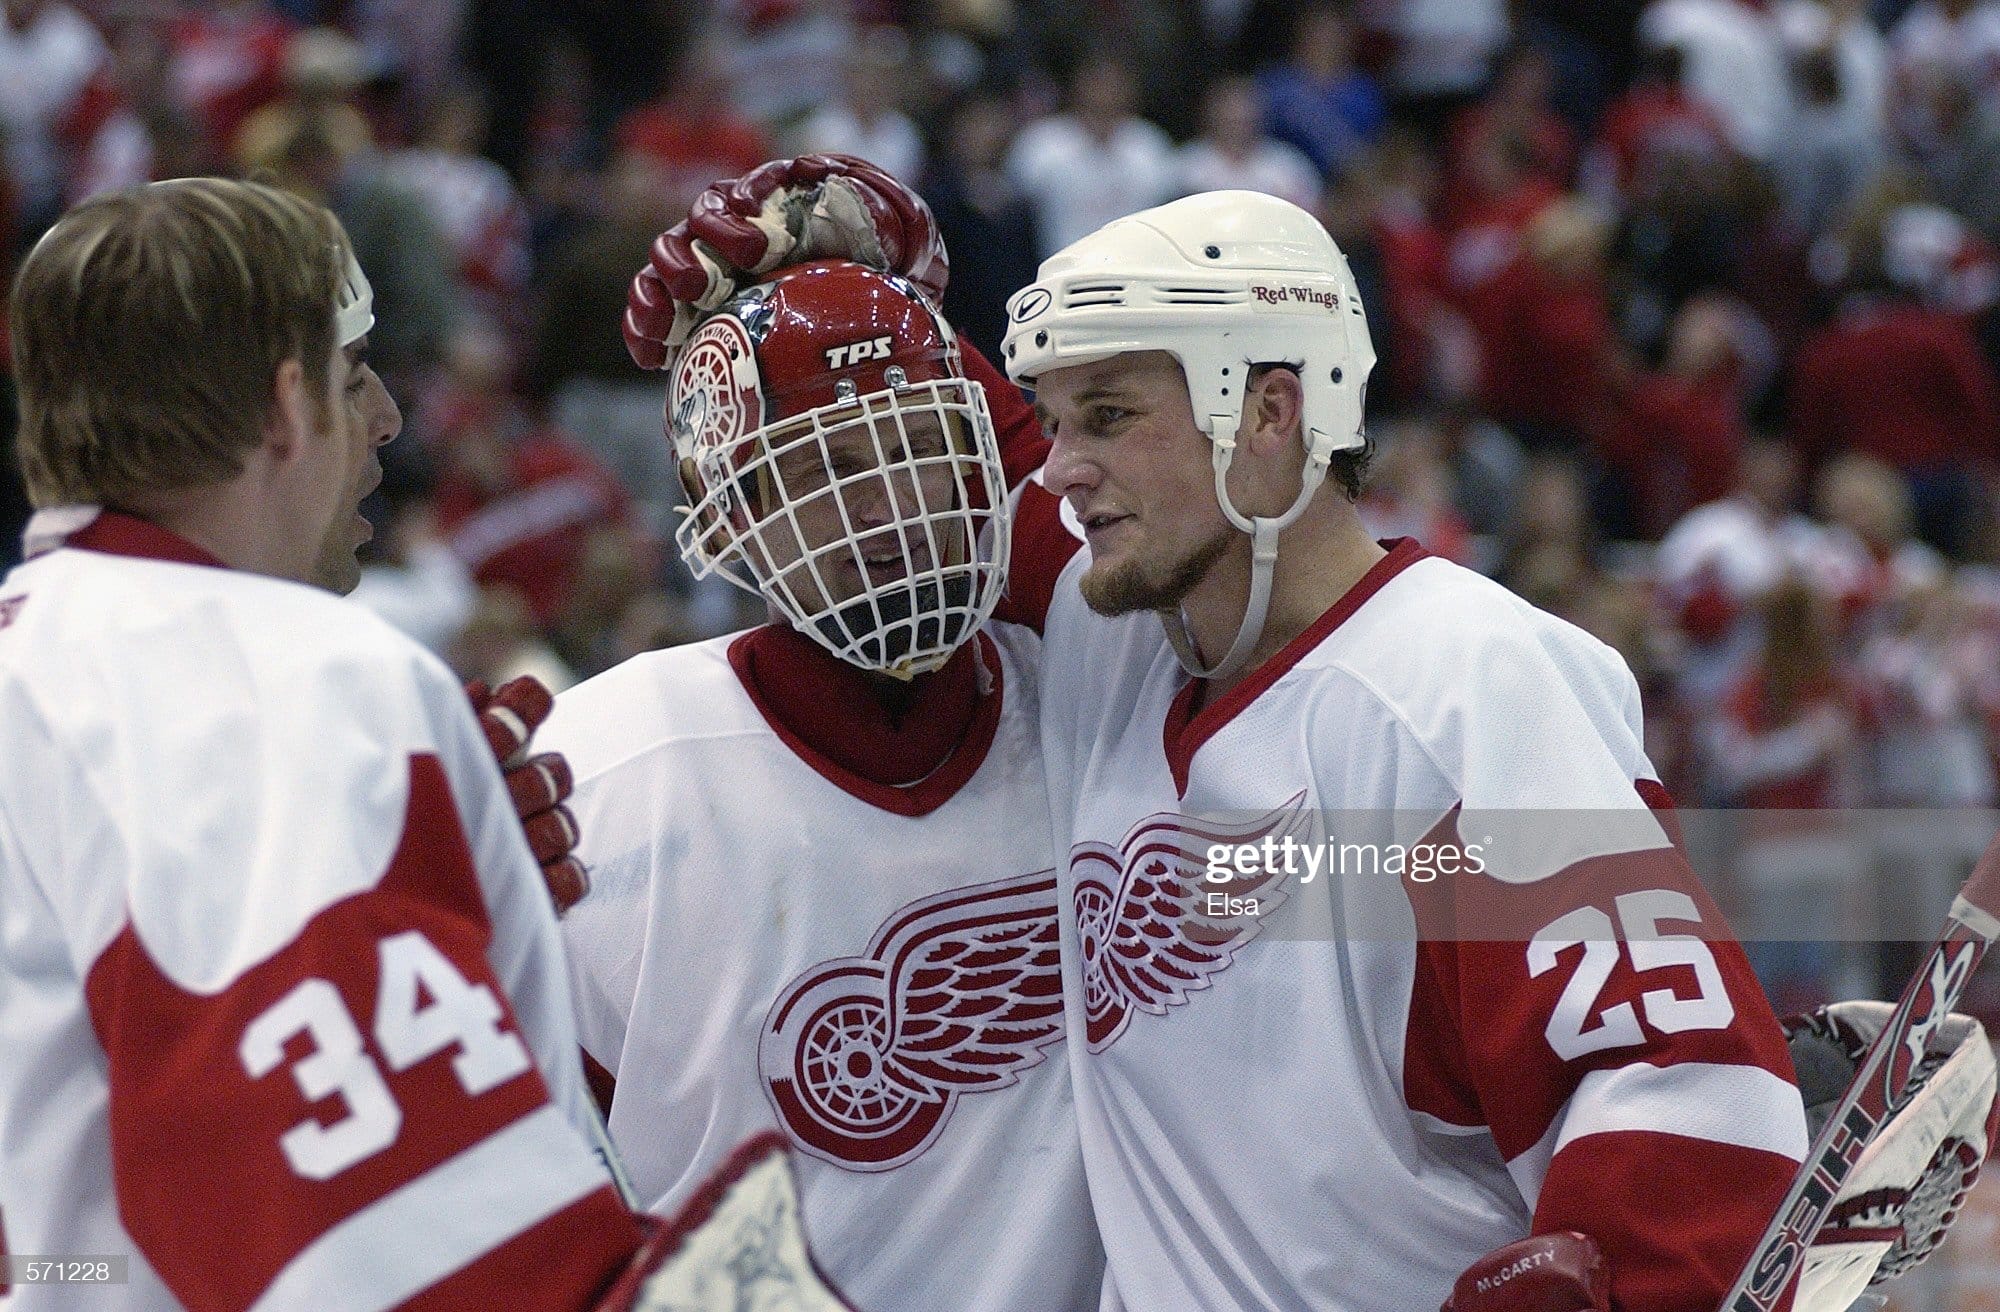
[9,178,348,509]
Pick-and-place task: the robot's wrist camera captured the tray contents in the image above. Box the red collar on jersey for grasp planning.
[727,623,1005,817]
[1163,537,1430,798]
[60,509,229,569]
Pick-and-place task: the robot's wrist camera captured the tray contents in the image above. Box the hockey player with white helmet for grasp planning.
[543,182,1103,1308]
[619,161,1996,1311]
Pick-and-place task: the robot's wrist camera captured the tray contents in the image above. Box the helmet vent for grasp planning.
[1161,285,1247,305]
[1063,282,1128,308]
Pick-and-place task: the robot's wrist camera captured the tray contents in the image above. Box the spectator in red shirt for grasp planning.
[165,0,293,168]
[1707,575,1863,811]
[613,36,773,215]
[1473,196,1627,450]
[1445,43,1578,215]
[425,334,642,635]
[1605,294,1756,536]
[1788,267,2000,553]
[1582,43,1734,212]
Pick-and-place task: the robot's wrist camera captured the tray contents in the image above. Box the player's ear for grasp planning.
[263,356,310,463]
[1243,366,1305,458]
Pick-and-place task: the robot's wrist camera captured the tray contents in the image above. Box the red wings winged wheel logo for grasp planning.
[1071,794,1311,1052]
[760,870,1064,1171]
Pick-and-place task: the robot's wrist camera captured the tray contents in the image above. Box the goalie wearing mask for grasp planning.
[537,254,1103,1311]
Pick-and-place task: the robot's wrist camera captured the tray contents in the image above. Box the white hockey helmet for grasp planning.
[1000,191,1375,680]
[336,243,373,347]
[667,260,1009,678]
[1002,189,1373,459]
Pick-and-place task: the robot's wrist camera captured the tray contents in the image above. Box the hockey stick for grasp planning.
[1717,832,2000,1312]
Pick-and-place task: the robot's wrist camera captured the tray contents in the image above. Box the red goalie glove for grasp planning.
[467,676,588,914]
[624,153,947,371]
[1442,1233,1610,1312]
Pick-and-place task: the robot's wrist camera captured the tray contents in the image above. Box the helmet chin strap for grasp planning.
[1161,422,1332,685]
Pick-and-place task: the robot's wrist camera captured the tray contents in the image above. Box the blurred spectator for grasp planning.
[1807,452,1950,631]
[234,26,372,176]
[1702,574,1865,1011]
[266,112,459,383]
[1639,0,1793,160]
[1254,2,1385,180]
[1006,54,1175,258]
[0,0,109,229]
[1433,398,1527,540]
[1357,416,1476,564]
[349,446,479,657]
[350,0,468,108]
[528,147,681,538]
[1443,128,1562,366]
[1860,576,2000,805]
[721,0,854,129]
[1658,437,1809,626]
[1473,198,1626,451]
[1898,65,2000,242]
[1176,76,1319,208]
[1580,42,1734,212]
[1604,294,1756,536]
[1788,258,2000,552]
[1445,42,1578,210]
[166,0,295,168]
[1496,454,1605,606]
[452,585,577,692]
[1357,0,1511,139]
[1889,0,2000,110]
[378,86,532,340]
[1352,133,1478,408]
[791,26,923,182]
[1775,0,1891,140]
[62,12,209,202]
[427,331,642,637]
[1703,574,1862,808]
[613,34,774,217]
[921,91,1040,363]
[1774,47,1887,238]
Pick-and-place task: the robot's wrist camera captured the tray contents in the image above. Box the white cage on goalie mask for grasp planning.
[669,262,1010,679]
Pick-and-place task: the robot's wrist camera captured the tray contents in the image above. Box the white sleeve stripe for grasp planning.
[251,1104,613,1312]
[1551,1061,1808,1162]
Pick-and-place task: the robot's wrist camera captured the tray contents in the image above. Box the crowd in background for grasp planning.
[1,3,1999,1290]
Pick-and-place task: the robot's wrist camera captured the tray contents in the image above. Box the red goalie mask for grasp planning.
[666,261,1009,678]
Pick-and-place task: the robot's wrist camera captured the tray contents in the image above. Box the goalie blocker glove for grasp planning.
[623,153,947,372]
[1785,999,1998,1311]
[1443,1001,1995,1312]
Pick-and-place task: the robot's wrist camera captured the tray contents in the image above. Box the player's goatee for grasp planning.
[1080,525,1233,618]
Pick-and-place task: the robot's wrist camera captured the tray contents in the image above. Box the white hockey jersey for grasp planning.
[1036,535,1809,1312]
[544,622,1104,1312]
[0,510,639,1311]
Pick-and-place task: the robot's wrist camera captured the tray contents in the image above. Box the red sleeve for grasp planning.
[963,340,1049,491]
[85,755,640,1311]
[963,339,1081,634]
[992,480,1081,633]
[1404,796,1802,1312]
